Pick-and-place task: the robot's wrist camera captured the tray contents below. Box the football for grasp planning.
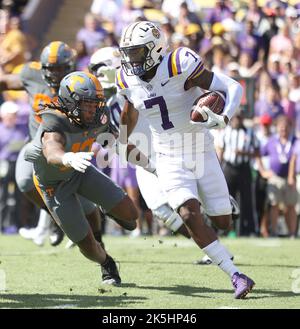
[190,91,226,122]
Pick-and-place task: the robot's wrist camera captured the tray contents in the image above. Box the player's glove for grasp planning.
[197,106,228,130]
[62,152,94,173]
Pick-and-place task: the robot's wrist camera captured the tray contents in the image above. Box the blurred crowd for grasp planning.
[1,0,300,239]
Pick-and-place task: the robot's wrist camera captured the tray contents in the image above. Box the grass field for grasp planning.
[0,235,299,309]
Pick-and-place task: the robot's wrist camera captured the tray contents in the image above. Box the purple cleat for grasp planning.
[231,272,255,299]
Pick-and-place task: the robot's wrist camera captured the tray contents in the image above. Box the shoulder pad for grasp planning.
[20,62,42,82]
[167,47,204,80]
[39,110,76,134]
[28,61,42,70]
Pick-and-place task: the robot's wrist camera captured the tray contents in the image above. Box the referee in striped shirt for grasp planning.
[216,112,261,236]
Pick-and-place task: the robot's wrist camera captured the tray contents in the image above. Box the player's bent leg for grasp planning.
[77,227,106,263]
[179,200,255,298]
[152,204,191,238]
[15,145,34,193]
[108,195,138,230]
[76,228,121,286]
[86,207,105,249]
[209,214,232,231]
[27,187,65,247]
[77,165,138,230]
[179,199,218,248]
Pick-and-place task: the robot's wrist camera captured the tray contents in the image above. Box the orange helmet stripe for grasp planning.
[86,72,103,97]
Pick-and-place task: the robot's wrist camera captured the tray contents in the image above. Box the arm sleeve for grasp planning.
[208,71,243,120]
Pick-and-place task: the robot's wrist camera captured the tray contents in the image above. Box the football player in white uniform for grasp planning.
[89,47,190,237]
[90,46,240,263]
[117,21,255,299]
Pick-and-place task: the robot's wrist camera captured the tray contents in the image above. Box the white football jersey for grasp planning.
[116,47,214,156]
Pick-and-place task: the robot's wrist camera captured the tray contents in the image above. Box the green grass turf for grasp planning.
[0,235,299,309]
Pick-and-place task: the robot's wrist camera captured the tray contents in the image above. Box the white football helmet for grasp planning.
[88,47,121,89]
[119,21,167,76]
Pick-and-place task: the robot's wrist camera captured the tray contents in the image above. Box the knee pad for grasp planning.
[153,204,183,232]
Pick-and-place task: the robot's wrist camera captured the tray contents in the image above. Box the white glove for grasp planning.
[192,106,227,130]
[62,152,94,173]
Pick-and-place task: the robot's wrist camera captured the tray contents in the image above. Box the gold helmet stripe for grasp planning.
[48,41,63,64]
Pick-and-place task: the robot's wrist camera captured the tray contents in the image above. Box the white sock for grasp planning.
[202,240,240,277]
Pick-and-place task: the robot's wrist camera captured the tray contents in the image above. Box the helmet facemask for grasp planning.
[120,42,156,76]
[58,86,107,129]
[41,62,74,89]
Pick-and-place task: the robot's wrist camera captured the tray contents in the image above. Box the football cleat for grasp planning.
[49,220,65,246]
[193,254,234,265]
[193,254,213,265]
[19,227,37,240]
[65,239,76,249]
[101,255,121,286]
[231,272,255,299]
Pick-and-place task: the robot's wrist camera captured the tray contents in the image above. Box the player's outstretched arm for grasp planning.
[0,73,24,91]
[42,131,93,173]
[42,132,67,165]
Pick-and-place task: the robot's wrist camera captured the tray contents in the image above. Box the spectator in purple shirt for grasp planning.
[75,40,90,71]
[260,115,298,237]
[237,20,264,62]
[254,83,284,120]
[207,0,233,25]
[76,13,107,55]
[0,101,26,234]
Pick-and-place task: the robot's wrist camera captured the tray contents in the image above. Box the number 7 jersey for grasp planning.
[116,47,214,156]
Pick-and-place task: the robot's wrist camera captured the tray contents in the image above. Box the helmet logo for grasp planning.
[69,75,85,92]
[152,28,160,39]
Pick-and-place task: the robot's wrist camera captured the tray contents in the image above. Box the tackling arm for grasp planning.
[42,131,94,173]
[42,132,67,165]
